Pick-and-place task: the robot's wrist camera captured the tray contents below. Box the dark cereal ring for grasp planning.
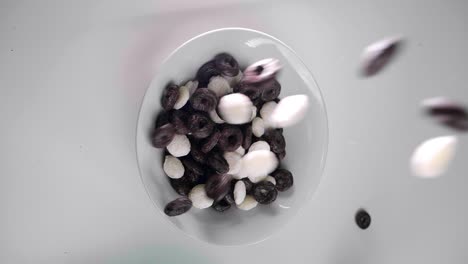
[188,112,215,139]
[263,129,285,154]
[196,60,221,87]
[190,88,218,113]
[271,168,294,192]
[206,151,229,174]
[169,110,189,135]
[155,110,170,128]
[152,123,176,148]
[259,78,281,101]
[190,143,207,164]
[253,181,278,204]
[214,53,240,77]
[217,125,243,152]
[169,176,193,196]
[201,129,221,153]
[205,174,233,201]
[161,83,180,111]
[235,82,261,100]
[181,156,204,176]
[212,199,232,212]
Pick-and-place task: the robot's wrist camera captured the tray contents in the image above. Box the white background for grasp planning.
[1,0,468,263]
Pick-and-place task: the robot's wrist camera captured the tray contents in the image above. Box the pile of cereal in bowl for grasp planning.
[151,53,309,216]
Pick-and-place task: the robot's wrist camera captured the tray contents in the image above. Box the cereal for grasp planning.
[217,125,243,152]
[161,83,180,111]
[263,129,285,154]
[196,60,220,87]
[270,94,309,128]
[361,36,402,77]
[164,197,192,216]
[237,195,258,211]
[422,97,468,131]
[252,117,265,137]
[218,93,254,124]
[166,134,190,157]
[152,123,176,148]
[243,58,281,83]
[163,155,185,179]
[201,129,221,153]
[151,54,304,216]
[214,53,240,77]
[248,140,270,152]
[188,112,214,139]
[205,174,233,201]
[189,184,214,209]
[253,181,277,204]
[410,135,458,178]
[271,168,294,191]
[190,88,218,113]
[234,181,247,205]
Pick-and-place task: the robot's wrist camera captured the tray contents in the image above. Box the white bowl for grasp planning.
[136,28,328,245]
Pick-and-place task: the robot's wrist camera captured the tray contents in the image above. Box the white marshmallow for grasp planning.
[260,101,277,128]
[209,110,225,124]
[224,152,243,175]
[241,150,278,181]
[218,93,253,124]
[250,106,257,121]
[234,181,247,205]
[166,134,190,157]
[189,184,214,209]
[173,85,190,109]
[163,155,185,179]
[208,76,231,97]
[237,195,258,211]
[252,117,265,137]
[235,146,246,156]
[248,141,270,152]
[185,80,198,96]
[270,95,309,128]
[410,135,457,178]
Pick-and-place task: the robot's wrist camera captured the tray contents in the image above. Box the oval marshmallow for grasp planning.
[218,93,254,124]
[241,150,278,180]
[209,110,225,124]
[234,181,247,205]
[252,117,265,137]
[173,85,190,109]
[189,184,214,209]
[163,155,185,179]
[260,101,277,128]
[224,152,243,175]
[410,135,457,178]
[270,95,309,128]
[248,141,270,152]
[166,134,191,157]
[235,146,246,156]
[237,195,258,211]
[208,76,231,97]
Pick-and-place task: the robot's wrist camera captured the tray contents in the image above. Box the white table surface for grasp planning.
[1,0,468,263]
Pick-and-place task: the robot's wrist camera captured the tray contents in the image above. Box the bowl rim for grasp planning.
[135,27,329,246]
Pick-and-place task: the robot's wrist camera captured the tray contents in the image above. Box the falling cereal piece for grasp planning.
[422,97,468,131]
[237,195,258,210]
[173,85,190,110]
[243,58,281,84]
[270,95,309,128]
[410,135,457,178]
[360,36,403,77]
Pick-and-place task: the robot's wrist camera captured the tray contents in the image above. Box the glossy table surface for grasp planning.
[1,0,468,263]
